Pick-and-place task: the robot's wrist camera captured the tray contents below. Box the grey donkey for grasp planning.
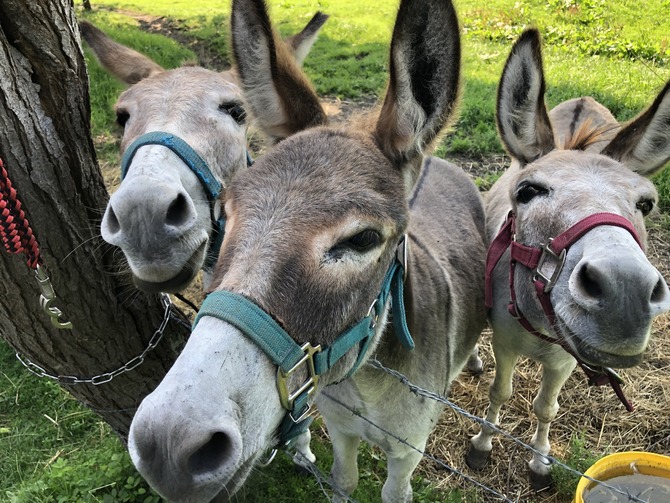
[468,29,670,490]
[126,0,488,501]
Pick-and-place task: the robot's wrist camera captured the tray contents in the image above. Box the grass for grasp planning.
[1,322,462,501]
[0,338,457,502]
[551,435,601,497]
[79,0,670,201]
[2,0,669,500]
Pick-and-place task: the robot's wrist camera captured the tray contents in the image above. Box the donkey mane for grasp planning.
[560,119,620,151]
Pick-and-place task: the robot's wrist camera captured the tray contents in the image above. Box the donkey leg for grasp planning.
[382,446,425,503]
[291,430,316,473]
[466,343,484,375]
[329,424,361,503]
[467,343,519,470]
[527,359,576,490]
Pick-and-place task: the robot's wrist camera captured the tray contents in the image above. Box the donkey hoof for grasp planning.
[529,469,553,491]
[468,364,484,376]
[465,445,491,470]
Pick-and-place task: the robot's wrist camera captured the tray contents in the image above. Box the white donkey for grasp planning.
[467,29,670,489]
[127,0,487,501]
[80,14,328,292]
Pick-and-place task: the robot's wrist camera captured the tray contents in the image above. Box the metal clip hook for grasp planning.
[257,448,278,468]
[396,234,409,280]
[35,265,73,330]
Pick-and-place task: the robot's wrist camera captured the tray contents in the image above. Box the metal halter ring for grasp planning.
[532,239,566,293]
[366,299,378,329]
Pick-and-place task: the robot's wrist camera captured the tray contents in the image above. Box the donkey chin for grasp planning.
[553,314,649,368]
[127,240,208,293]
[128,445,258,503]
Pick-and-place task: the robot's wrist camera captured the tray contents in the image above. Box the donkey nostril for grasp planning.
[165,193,191,227]
[105,206,121,234]
[578,263,603,298]
[651,277,667,304]
[187,432,233,476]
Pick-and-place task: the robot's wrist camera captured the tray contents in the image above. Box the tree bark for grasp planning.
[0,0,189,439]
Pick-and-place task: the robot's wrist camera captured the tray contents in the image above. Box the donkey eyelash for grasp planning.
[343,229,381,251]
[116,109,130,127]
[515,182,549,204]
[219,102,247,124]
[636,198,655,217]
[325,229,383,263]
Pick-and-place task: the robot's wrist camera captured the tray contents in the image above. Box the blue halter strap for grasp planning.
[120,132,253,270]
[193,236,414,447]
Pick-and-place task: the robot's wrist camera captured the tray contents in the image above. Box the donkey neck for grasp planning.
[369,157,487,389]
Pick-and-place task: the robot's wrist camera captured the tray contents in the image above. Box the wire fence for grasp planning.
[14,291,652,502]
[285,357,654,503]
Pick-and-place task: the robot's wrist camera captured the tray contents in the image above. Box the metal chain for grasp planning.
[16,294,175,385]
[367,358,650,503]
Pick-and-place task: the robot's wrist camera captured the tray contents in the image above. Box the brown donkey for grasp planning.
[81,15,328,292]
[127,0,487,501]
[467,29,670,489]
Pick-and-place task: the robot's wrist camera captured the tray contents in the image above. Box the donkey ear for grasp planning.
[602,81,670,176]
[231,0,327,144]
[79,21,164,85]
[374,0,461,187]
[283,12,329,67]
[497,29,555,166]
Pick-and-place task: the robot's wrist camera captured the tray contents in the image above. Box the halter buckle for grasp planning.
[582,363,625,386]
[533,239,566,293]
[289,402,316,424]
[276,343,321,412]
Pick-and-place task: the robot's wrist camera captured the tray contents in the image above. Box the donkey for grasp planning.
[80,14,328,293]
[467,29,670,489]
[126,0,487,501]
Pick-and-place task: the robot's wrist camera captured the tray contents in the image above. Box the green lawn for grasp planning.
[81,0,670,200]
[1,0,669,501]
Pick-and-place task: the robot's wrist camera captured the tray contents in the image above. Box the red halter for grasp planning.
[486,211,643,412]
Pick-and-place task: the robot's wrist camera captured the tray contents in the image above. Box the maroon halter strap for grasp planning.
[486,211,642,412]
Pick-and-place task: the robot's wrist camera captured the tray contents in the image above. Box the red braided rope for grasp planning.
[0,158,41,269]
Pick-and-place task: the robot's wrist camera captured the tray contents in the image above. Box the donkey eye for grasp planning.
[636,199,654,217]
[219,102,246,124]
[116,109,130,127]
[326,229,381,262]
[345,229,381,251]
[516,183,547,204]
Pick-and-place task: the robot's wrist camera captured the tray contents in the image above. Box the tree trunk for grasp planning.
[0,0,189,440]
[83,0,92,10]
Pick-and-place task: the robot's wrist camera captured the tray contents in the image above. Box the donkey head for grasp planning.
[81,15,327,292]
[493,29,670,367]
[127,0,460,500]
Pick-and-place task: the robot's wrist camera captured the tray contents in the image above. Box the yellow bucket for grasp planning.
[574,451,670,503]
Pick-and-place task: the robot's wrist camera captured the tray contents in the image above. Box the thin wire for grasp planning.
[289,448,360,503]
[320,391,515,502]
[174,292,199,313]
[367,358,649,503]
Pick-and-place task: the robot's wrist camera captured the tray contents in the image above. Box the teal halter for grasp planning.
[192,237,415,447]
[120,132,253,270]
